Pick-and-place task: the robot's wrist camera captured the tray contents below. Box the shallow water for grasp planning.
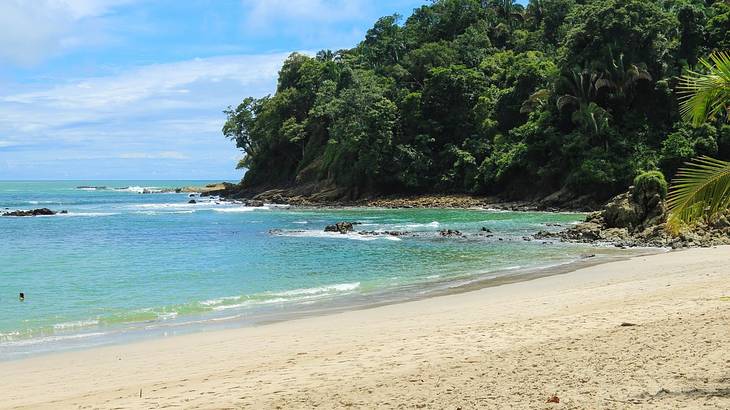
[0,181,644,359]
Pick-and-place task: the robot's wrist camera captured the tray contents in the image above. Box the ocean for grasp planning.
[0,181,646,359]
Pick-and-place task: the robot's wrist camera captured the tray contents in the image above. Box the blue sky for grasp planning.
[0,0,430,180]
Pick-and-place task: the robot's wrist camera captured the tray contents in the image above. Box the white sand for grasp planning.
[1,247,729,409]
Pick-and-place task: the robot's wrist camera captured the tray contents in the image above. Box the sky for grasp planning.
[0,0,430,180]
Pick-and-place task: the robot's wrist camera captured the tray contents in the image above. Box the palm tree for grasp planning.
[677,51,730,126]
[666,51,730,231]
[595,53,652,103]
[556,67,601,111]
[491,0,524,29]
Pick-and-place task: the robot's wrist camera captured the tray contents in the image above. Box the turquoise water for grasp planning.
[0,181,637,359]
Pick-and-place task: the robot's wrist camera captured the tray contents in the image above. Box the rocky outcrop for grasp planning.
[324,222,356,234]
[2,208,60,217]
[538,183,730,248]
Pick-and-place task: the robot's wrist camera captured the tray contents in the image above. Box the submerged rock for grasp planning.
[439,229,463,237]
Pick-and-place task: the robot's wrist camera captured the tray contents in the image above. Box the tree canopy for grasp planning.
[223,0,730,202]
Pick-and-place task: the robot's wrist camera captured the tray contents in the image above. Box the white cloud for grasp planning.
[4,53,289,110]
[0,52,291,179]
[1,52,290,133]
[0,0,135,65]
[118,151,189,160]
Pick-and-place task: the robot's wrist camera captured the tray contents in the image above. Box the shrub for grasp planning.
[633,170,668,201]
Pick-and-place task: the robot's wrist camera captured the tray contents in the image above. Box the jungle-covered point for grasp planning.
[222,0,730,204]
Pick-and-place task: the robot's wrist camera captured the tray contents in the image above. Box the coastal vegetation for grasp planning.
[223,0,730,205]
[666,51,730,230]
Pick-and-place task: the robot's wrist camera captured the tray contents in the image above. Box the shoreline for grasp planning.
[1,244,656,362]
[3,247,727,408]
[204,183,600,212]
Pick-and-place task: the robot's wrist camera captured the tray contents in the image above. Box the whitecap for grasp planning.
[271,282,360,297]
[211,298,289,311]
[199,296,241,306]
[134,210,195,215]
[58,212,119,217]
[53,319,99,330]
[114,186,160,193]
[397,221,440,229]
[157,312,178,320]
[212,206,269,213]
[273,230,401,241]
[0,332,107,347]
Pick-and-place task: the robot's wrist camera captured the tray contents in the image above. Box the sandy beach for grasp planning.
[2,247,729,409]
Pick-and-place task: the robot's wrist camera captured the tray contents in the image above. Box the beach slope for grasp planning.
[2,247,729,409]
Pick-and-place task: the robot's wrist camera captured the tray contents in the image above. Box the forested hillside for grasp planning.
[222,0,730,203]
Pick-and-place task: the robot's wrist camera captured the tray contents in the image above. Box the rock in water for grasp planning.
[439,229,463,237]
[188,199,197,204]
[2,208,57,217]
[324,222,355,234]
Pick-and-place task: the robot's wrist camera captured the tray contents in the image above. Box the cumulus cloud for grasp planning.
[0,52,290,178]
[4,53,289,110]
[0,0,136,65]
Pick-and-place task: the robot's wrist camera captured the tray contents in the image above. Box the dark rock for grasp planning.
[603,192,641,229]
[325,222,355,234]
[620,322,637,327]
[60,210,68,214]
[439,229,463,237]
[480,227,492,232]
[2,208,57,217]
[188,199,197,204]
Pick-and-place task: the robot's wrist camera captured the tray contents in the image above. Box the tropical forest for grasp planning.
[223,0,730,206]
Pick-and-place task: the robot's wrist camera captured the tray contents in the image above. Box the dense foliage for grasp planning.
[223,0,730,201]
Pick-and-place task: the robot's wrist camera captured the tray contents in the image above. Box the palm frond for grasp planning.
[556,95,577,111]
[678,51,730,127]
[666,156,730,232]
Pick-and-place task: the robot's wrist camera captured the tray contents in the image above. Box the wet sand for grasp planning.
[1,247,728,409]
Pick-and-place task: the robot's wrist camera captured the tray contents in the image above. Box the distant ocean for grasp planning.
[0,181,645,359]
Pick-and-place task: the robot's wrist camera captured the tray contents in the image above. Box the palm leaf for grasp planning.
[666,156,730,232]
[678,51,730,127]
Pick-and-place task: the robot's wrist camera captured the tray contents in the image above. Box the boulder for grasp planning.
[188,199,197,204]
[603,192,641,229]
[324,222,355,234]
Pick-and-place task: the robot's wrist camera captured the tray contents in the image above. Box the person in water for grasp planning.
[19,292,24,301]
